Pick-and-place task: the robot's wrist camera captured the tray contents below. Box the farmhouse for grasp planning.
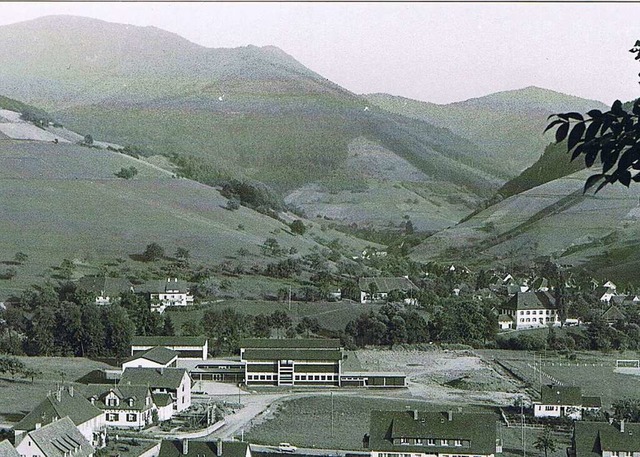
[601,304,626,326]
[13,386,106,448]
[240,338,343,387]
[119,367,191,413]
[15,417,94,457]
[76,276,134,305]
[141,278,193,313]
[123,346,178,369]
[131,336,208,360]
[368,410,498,457]
[499,291,559,329]
[83,385,155,429]
[359,277,419,304]
[569,420,640,457]
[533,385,601,420]
[158,439,251,457]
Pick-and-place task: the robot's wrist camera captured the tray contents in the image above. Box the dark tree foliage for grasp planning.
[115,166,138,179]
[289,220,306,235]
[345,305,430,348]
[142,242,165,261]
[547,41,640,193]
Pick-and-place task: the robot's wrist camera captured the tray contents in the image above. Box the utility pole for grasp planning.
[288,285,292,312]
[521,397,526,457]
[238,383,242,405]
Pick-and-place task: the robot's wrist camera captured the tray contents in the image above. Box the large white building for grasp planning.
[119,367,192,413]
[499,291,560,330]
[533,385,601,420]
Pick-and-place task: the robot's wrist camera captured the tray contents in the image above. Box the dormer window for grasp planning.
[441,440,449,446]
[107,396,119,407]
[129,398,135,407]
[427,439,436,446]
[454,440,463,447]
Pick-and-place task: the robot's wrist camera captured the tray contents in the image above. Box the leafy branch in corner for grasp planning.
[546,40,640,194]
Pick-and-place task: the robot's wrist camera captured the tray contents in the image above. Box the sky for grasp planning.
[0,2,639,105]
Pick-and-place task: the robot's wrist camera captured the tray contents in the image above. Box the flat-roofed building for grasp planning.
[240,338,343,387]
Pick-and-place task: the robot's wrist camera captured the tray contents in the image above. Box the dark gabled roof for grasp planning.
[539,385,582,406]
[76,276,133,296]
[120,368,188,390]
[582,396,602,408]
[503,291,556,311]
[158,440,248,457]
[358,277,419,293]
[369,410,496,455]
[126,346,178,365]
[82,384,152,412]
[14,387,103,432]
[139,279,189,294]
[152,393,173,408]
[0,440,20,457]
[242,349,342,361]
[240,338,341,349]
[132,336,207,347]
[28,417,93,457]
[602,305,626,323]
[574,421,640,457]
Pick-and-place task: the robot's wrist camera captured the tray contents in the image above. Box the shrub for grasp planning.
[115,166,138,179]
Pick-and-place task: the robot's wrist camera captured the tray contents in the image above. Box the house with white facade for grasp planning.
[158,439,251,457]
[499,291,559,330]
[358,277,419,304]
[122,346,178,369]
[143,278,194,313]
[83,385,155,429]
[76,276,134,306]
[368,410,499,457]
[533,385,601,420]
[15,417,94,457]
[119,367,191,413]
[13,386,105,448]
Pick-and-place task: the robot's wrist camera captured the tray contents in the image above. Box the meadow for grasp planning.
[0,357,111,426]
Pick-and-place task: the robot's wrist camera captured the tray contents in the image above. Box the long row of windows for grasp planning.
[246,374,337,382]
[519,318,552,323]
[519,310,555,315]
[398,439,464,447]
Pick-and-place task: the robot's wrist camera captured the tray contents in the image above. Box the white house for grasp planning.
[533,385,601,420]
[122,346,179,369]
[16,417,94,457]
[145,278,194,313]
[76,276,134,306]
[359,277,419,304]
[83,385,156,429]
[499,291,559,330]
[13,386,106,448]
[119,367,191,413]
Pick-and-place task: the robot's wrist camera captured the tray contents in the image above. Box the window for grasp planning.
[415,439,423,445]
[526,311,530,315]
[107,397,118,407]
[532,318,537,322]
[442,440,449,446]
[526,318,530,322]
[520,319,524,323]
[128,398,134,407]
[427,439,436,446]
[106,413,119,422]
[545,406,555,411]
[127,414,136,422]
[400,438,409,445]
[532,310,537,315]
[454,440,462,447]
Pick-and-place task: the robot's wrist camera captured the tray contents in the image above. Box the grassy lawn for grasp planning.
[244,395,496,450]
[500,424,570,457]
[167,299,382,333]
[0,357,112,425]
[478,349,640,408]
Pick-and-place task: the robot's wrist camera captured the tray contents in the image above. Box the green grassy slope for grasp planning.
[0,15,504,232]
[0,139,368,299]
[366,87,608,178]
[411,168,640,283]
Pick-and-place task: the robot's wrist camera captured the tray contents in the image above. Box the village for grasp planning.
[2,263,640,457]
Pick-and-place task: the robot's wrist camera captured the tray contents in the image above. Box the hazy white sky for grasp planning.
[0,2,638,104]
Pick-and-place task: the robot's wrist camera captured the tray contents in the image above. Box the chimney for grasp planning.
[55,389,62,402]
[35,423,41,430]
[68,385,74,397]
[447,410,453,421]
[621,420,625,433]
[216,438,223,457]
[182,439,188,455]
[413,410,419,421]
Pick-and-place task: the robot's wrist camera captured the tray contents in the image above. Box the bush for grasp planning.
[115,166,138,179]
[226,199,240,211]
[290,220,306,235]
